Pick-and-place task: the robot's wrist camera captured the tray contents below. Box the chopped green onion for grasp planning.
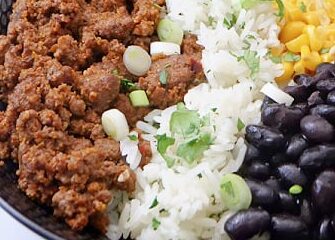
[283,52,301,62]
[129,90,150,107]
[176,133,212,163]
[275,0,285,20]
[220,173,252,211]
[101,109,129,141]
[159,68,169,85]
[123,45,152,76]
[237,118,245,131]
[149,197,159,209]
[170,108,201,137]
[299,1,306,12]
[320,48,330,54]
[157,19,184,45]
[152,218,161,230]
[289,184,303,195]
[268,53,282,64]
[128,135,138,141]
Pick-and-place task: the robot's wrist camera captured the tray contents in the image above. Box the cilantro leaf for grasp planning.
[269,55,282,64]
[243,50,260,78]
[223,14,237,30]
[152,218,161,230]
[155,134,176,167]
[176,133,213,163]
[237,118,245,131]
[170,108,201,137]
[128,135,138,141]
[275,0,285,20]
[283,52,301,62]
[299,2,306,12]
[120,79,137,92]
[149,197,159,209]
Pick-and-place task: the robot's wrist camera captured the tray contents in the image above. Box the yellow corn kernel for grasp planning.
[323,41,334,49]
[286,34,309,53]
[294,60,305,74]
[304,11,321,26]
[271,44,285,56]
[303,51,322,71]
[276,61,294,85]
[279,21,306,43]
[321,53,332,62]
[300,45,311,61]
[287,7,305,22]
[304,25,323,51]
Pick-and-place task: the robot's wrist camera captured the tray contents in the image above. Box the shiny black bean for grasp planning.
[261,96,275,111]
[271,214,309,240]
[315,218,335,240]
[276,164,307,188]
[327,91,335,105]
[247,179,279,210]
[244,144,266,164]
[316,63,335,78]
[0,101,6,111]
[293,102,309,114]
[262,104,305,131]
[269,153,289,167]
[278,191,299,214]
[246,162,271,180]
[286,134,309,159]
[224,209,271,240]
[284,85,310,102]
[300,198,315,227]
[245,125,286,153]
[308,91,324,107]
[312,170,335,215]
[316,78,335,93]
[294,74,318,88]
[265,178,281,192]
[299,144,335,171]
[310,104,335,123]
[300,115,334,143]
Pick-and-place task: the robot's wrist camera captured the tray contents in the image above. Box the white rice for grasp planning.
[107,0,282,239]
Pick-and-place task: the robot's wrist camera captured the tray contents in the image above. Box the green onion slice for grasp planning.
[157,19,184,45]
[220,173,252,211]
[129,90,150,107]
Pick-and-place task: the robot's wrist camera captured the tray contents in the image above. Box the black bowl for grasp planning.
[0,160,109,240]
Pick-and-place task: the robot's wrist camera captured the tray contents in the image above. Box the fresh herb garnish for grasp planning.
[120,79,137,92]
[128,135,138,141]
[159,64,171,86]
[155,134,175,167]
[152,218,161,230]
[176,133,212,163]
[149,197,159,209]
[275,0,285,20]
[208,16,217,26]
[223,14,237,29]
[221,181,235,198]
[237,118,245,131]
[243,50,260,77]
[170,107,201,137]
[320,48,330,54]
[299,1,307,12]
[283,52,301,62]
[241,0,284,20]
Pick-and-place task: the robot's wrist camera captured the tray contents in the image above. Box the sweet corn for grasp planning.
[286,34,309,53]
[294,60,305,74]
[304,11,320,26]
[279,21,306,43]
[321,53,332,62]
[304,25,323,51]
[303,51,321,71]
[287,7,305,22]
[300,45,311,61]
[276,61,294,85]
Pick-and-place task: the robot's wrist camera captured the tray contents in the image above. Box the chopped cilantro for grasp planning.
[208,16,216,26]
[155,134,175,167]
[128,135,138,141]
[243,50,260,77]
[268,53,282,64]
[170,108,201,138]
[223,14,237,29]
[152,218,161,230]
[283,52,301,62]
[120,79,137,92]
[275,0,285,20]
[237,118,245,131]
[299,2,306,12]
[176,133,213,163]
[149,197,159,209]
[320,48,330,54]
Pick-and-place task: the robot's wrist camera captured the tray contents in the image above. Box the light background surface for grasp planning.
[0,207,45,240]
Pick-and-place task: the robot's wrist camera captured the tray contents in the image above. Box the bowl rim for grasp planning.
[0,197,64,240]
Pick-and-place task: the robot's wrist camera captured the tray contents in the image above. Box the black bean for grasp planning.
[312,170,335,215]
[315,218,335,240]
[310,104,335,123]
[245,125,286,153]
[262,104,305,131]
[308,91,324,107]
[284,85,310,102]
[316,78,335,94]
[293,102,309,114]
[316,63,335,78]
[0,101,6,111]
[269,153,289,167]
[300,198,315,227]
[265,178,281,192]
[276,164,308,188]
[327,91,335,105]
[294,74,317,88]
[224,209,271,240]
[244,144,266,164]
[278,191,299,214]
[286,134,309,159]
[271,214,309,240]
[299,144,335,171]
[246,162,271,180]
[246,179,279,210]
[261,96,275,111]
[300,115,334,143]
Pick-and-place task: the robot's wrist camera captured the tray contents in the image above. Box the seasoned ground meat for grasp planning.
[0,0,203,232]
